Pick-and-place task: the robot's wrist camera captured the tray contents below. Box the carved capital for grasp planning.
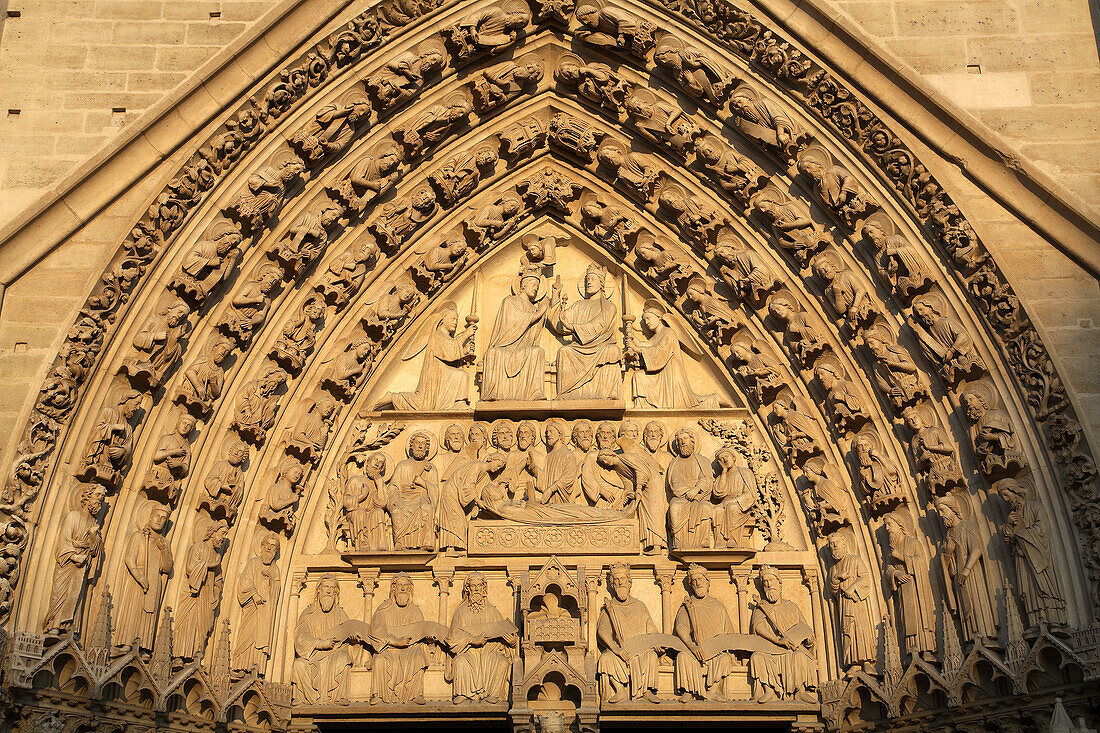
[654,570,676,594]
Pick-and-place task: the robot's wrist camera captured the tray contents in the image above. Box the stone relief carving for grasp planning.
[728,341,785,403]
[387,432,439,550]
[365,42,446,113]
[711,238,781,305]
[231,365,289,444]
[658,184,726,246]
[42,483,107,635]
[260,457,308,534]
[548,111,607,162]
[826,531,877,676]
[289,90,372,163]
[466,193,524,247]
[174,517,229,662]
[482,266,549,402]
[666,428,716,549]
[393,93,473,157]
[548,265,623,400]
[633,235,697,298]
[770,393,823,466]
[768,294,829,367]
[371,573,437,704]
[368,185,438,252]
[449,572,517,702]
[852,430,906,515]
[813,361,870,434]
[729,84,806,159]
[269,205,343,277]
[796,146,878,229]
[575,1,656,57]
[596,141,661,201]
[960,380,1028,479]
[654,36,735,107]
[140,410,196,503]
[901,404,965,496]
[315,237,381,307]
[935,493,1000,649]
[995,478,1067,632]
[168,222,243,305]
[232,532,281,673]
[674,565,737,701]
[625,89,700,158]
[270,296,326,373]
[684,276,742,346]
[910,292,986,386]
[471,58,544,113]
[750,186,829,268]
[227,156,306,232]
[799,457,851,536]
[174,335,232,417]
[626,299,718,409]
[331,142,402,216]
[555,55,633,113]
[882,510,936,663]
[216,263,283,346]
[442,2,531,62]
[812,252,877,330]
[293,575,368,705]
[748,565,816,702]
[199,437,249,521]
[579,199,639,253]
[694,135,767,205]
[862,326,930,410]
[429,144,500,206]
[118,297,191,389]
[860,217,933,303]
[285,394,338,467]
[597,564,660,703]
[381,301,476,411]
[74,389,143,489]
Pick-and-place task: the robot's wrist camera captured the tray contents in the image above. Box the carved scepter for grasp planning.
[620,270,635,368]
[467,272,480,399]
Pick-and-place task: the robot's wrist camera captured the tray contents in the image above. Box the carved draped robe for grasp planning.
[630,323,718,409]
[749,599,815,697]
[943,520,998,644]
[1005,500,1066,627]
[613,442,666,551]
[713,464,756,547]
[438,459,490,550]
[885,535,936,658]
[293,601,354,705]
[43,508,102,632]
[598,597,659,698]
[175,539,223,661]
[674,595,736,697]
[828,554,876,669]
[666,452,715,549]
[386,458,437,550]
[448,601,512,701]
[539,444,579,504]
[916,315,984,379]
[371,599,429,703]
[115,527,172,650]
[553,296,622,400]
[233,556,281,673]
[482,293,547,401]
[391,324,470,410]
[345,474,391,551]
[580,448,626,509]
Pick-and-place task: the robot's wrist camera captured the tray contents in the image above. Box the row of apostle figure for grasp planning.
[336,420,762,554]
[377,264,720,409]
[292,564,817,706]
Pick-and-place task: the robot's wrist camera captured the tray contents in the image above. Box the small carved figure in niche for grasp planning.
[813,361,870,434]
[174,518,229,662]
[883,510,936,663]
[770,393,822,465]
[581,421,628,508]
[768,294,828,367]
[482,266,549,402]
[290,91,372,162]
[580,199,639,253]
[269,204,343,276]
[502,116,548,162]
[666,428,715,549]
[466,193,524,247]
[960,381,1027,478]
[901,404,965,496]
[861,219,933,302]
[574,2,656,57]
[625,89,700,158]
[342,452,392,551]
[749,565,817,702]
[229,157,306,231]
[286,394,338,466]
[548,111,607,161]
[597,564,660,703]
[261,457,307,534]
[429,144,499,206]
[382,301,475,411]
[827,532,877,676]
[597,142,661,200]
[217,263,284,346]
[520,232,561,269]
[448,572,517,703]
[711,238,781,305]
[323,336,377,400]
[713,447,757,547]
[518,167,583,212]
[935,493,999,648]
[443,2,530,61]
[115,501,172,653]
[554,55,633,112]
[751,188,830,268]
[371,574,434,704]
[119,297,191,388]
[654,37,734,106]
[549,264,623,400]
[440,453,507,550]
[175,335,232,417]
[471,57,543,113]
[233,532,281,674]
[141,410,196,503]
[628,299,719,409]
[366,44,446,113]
[362,279,421,340]
[634,236,696,296]
[729,341,785,403]
[996,478,1067,631]
[796,146,878,229]
[910,293,986,385]
[271,296,326,373]
[862,328,930,410]
[332,143,402,216]
[413,238,472,291]
[387,432,438,550]
[368,185,437,251]
[658,184,726,246]
[232,366,288,444]
[694,135,767,204]
[315,238,380,307]
[812,252,877,329]
[200,438,249,521]
[684,276,741,346]
[928,198,986,271]
[852,430,905,513]
[800,457,850,535]
[293,575,366,705]
[729,84,806,158]
[675,564,737,701]
[530,418,578,504]
[75,389,143,488]
[394,93,473,157]
[169,224,242,304]
[42,483,107,635]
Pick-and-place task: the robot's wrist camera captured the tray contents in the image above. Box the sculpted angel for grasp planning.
[381,301,474,411]
[627,299,718,409]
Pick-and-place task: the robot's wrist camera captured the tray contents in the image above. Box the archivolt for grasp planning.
[3,0,1095,691]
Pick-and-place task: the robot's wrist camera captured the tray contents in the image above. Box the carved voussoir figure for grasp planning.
[883,510,936,662]
[314,237,380,307]
[330,142,402,215]
[580,198,639,253]
[826,531,877,676]
[684,277,742,347]
[168,222,242,305]
[711,236,781,305]
[216,263,284,346]
[555,54,633,113]
[75,388,143,488]
[393,93,473,157]
[174,517,229,662]
[368,185,438,251]
[770,393,823,465]
[233,532,281,674]
[813,361,870,434]
[118,297,191,388]
[285,394,338,467]
[634,235,698,297]
[443,1,530,62]
[290,91,372,163]
[270,296,325,373]
[935,493,999,648]
[910,293,986,385]
[174,335,232,417]
[448,572,517,703]
[466,193,523,248]
[362,279,421,341]
[860,217,933,302]
[597,564,660,703]
[730,84,807,159]
[365,42,446,113]
[800,457,851,535]
[995,478,1067,632]
[199,437,249,521]
[654,36,735,107]
[597,141,661,201]
[812,251,878,329]
[625,89,700,158]
[115,501,173,653]
[322,336,378,400]
[748,565,816,702]
[228,156,306,232]
[260,456,308,533]
[429,144,499,206]
[729,340,785,403]
[548,111,606,162]
[574,1,656,57]
[232,365,288,444]
[470,57,543,113]
[862,326,930,410]
[768,293,829,367]
[901,404,965,496]
[141,410,196,503]
[852,429,906,514]
[960,380,1027,479]
[269,204,343,277]
[658,184,726,246]
[751,186,829,268]
[796,145,878,229]
[695,135,767,205]
[42,483,107,635]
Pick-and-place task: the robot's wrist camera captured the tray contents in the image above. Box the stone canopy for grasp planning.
[0,0,1097,731]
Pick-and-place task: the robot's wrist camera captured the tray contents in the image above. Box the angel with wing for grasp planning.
[378,301,475,411]
[627,299,719,409]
